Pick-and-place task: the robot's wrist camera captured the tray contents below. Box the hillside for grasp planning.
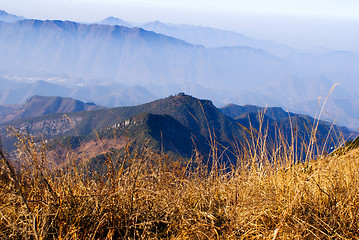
[222,103,351,151]
[1,94,350,163]
[1,95,356,239]
[220,103,296,121]
[2,117,359,239]
[0,95,105,124]
[51,112,202,166]
[2,94,239,139]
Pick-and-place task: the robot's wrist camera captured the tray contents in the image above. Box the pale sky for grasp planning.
[1,0,359,52]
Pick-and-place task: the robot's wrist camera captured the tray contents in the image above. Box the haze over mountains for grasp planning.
[0,10,358,129]
[0,19,290,89]
[0,78,156,107]
[0,10,24,23]
[140,21,295,57]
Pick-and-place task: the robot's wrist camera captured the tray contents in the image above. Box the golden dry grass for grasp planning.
[0,126,358,239]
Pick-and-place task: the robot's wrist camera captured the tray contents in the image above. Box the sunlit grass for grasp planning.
[0,103,357,239]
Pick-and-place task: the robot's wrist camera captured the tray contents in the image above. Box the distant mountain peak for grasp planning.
[98,17,132,27]
[148,20,163,25]
[142,20,167,29]
[0,10,25,23]
[0,95,105,124]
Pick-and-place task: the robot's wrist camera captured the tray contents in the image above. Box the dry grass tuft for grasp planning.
[0,125,358,239]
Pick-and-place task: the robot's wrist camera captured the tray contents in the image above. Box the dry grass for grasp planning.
[0,124,358,240]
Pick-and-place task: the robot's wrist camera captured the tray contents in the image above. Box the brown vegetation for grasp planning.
[0,125,358,239]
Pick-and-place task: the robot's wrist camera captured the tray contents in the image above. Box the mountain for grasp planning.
[141,21,295,57]
[1,94,350,162]
[267,76,359,129]
[0,10,25,23]
[1,15,359,129]
[3,94,241,141]
[0,19,295,93]
[52,112,202,165]
[0,79,156,107]
[287,98,359,130]
[220,103,350,150]
[221,75,359,130]
[0,95,105,124]
[98,17,132,27]
[220,104,296,121]
[2,94,243,163]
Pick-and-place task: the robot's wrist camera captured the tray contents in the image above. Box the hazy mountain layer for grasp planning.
[98,17,132,28]
[0,95,105,124]
[1,12,359,129]
[0,10,25,23]
[141,21,295,57]
[0,78,156,107]
[220,104,296,121]
[0,19,295,91]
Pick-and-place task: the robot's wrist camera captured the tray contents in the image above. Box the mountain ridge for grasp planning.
[0,95,105,124]
[140,20,295,57]
[0,10,25,23]
[0,78,157,107]
[98,17,132,27]
[0,18,295,91]
[1,11,359,129]
[1,94,351,162]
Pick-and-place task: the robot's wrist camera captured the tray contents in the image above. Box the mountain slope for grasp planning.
[0,19,293,92]
[1,94,351,162]
[141,21,295,57]
[0,95,105,124]
[221,102,351,153]
[3,94,240,162]
[54,112,201,162]
[220,104,296,121]
[3,94,242,142]
[0,10,25,23]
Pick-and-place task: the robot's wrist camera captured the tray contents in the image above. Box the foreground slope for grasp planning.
[1,121,358,239]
